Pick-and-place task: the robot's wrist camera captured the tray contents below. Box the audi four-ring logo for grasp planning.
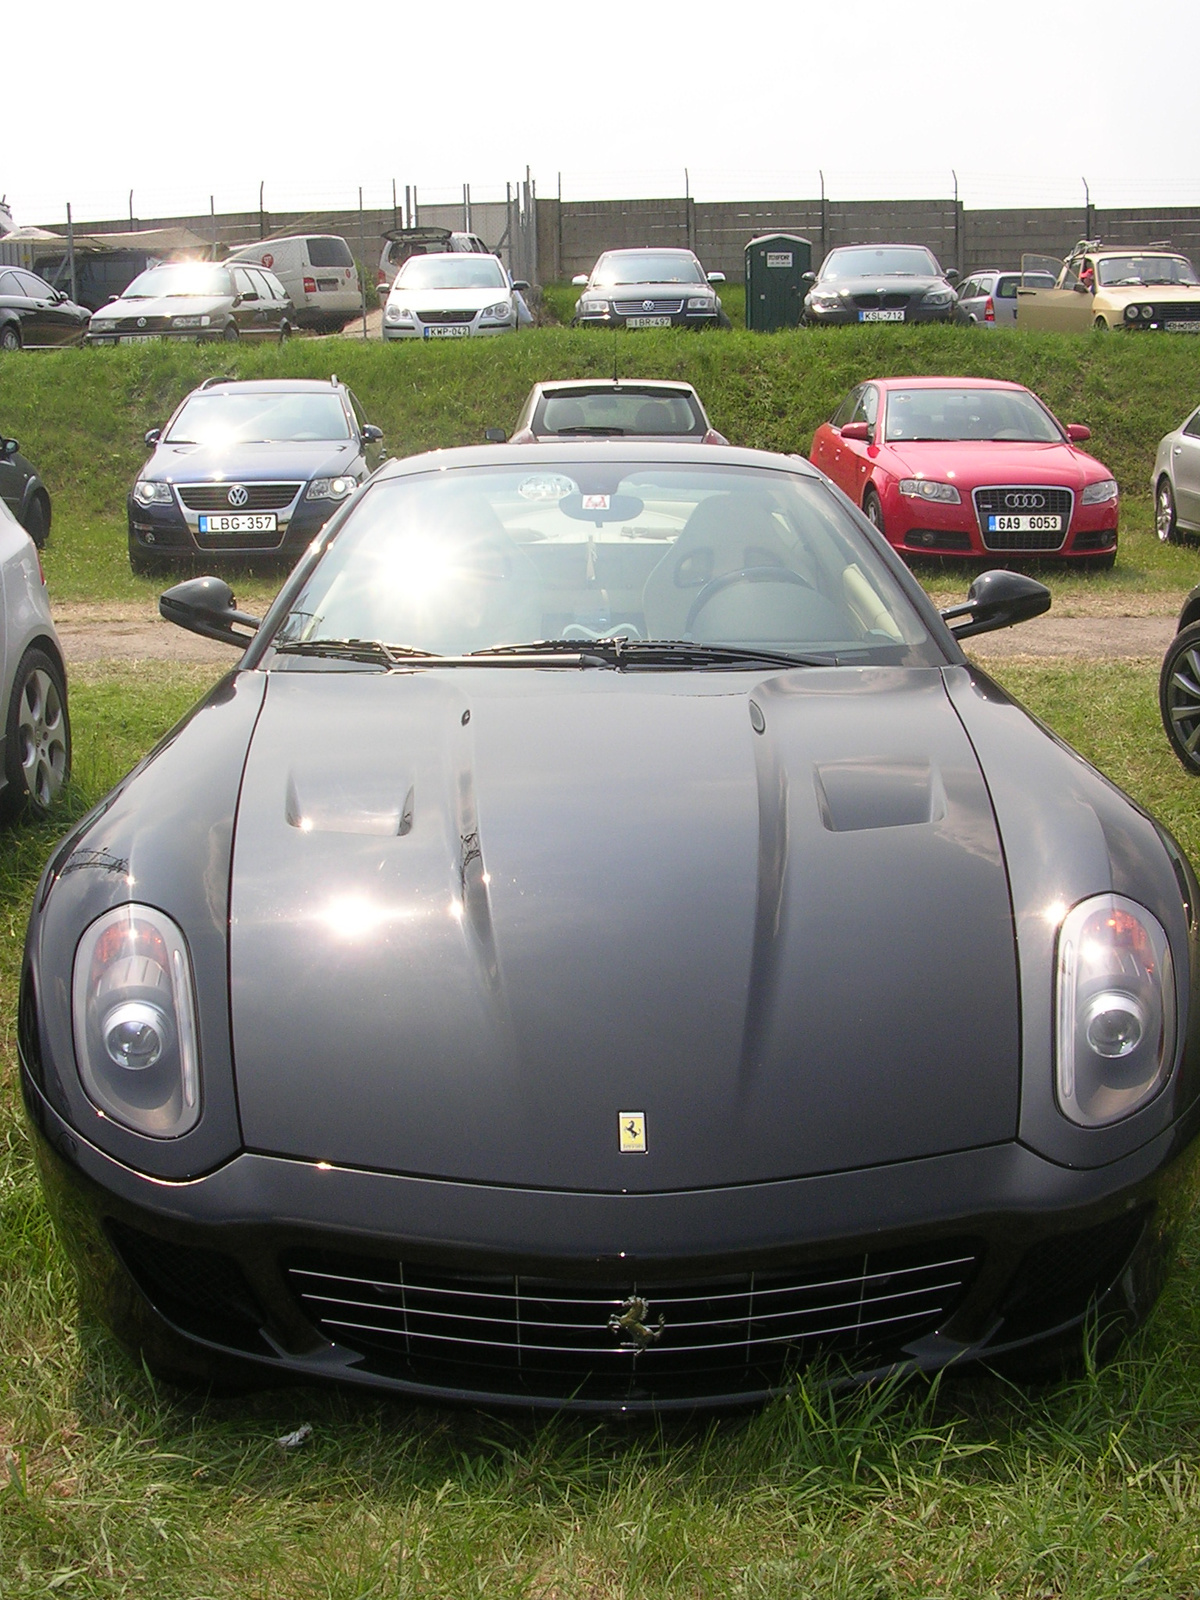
[1004,492,1046,510]
[227,484,249,508]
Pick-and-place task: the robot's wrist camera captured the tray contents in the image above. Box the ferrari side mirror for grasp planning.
[940,569,1051,640]
[160,576,261,649]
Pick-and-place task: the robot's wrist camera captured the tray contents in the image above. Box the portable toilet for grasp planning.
[745,234,813,331]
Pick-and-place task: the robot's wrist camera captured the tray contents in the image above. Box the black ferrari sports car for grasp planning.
[21,443,1200,1411]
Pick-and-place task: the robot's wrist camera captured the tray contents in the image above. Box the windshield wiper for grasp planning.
[552,425,628,435]
[473,638,834,670]
[273,638,433,665]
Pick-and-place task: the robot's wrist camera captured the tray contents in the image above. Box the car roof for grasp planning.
[190,378,348,395]
[373,441,814,480]
[597,247,699,257]
[531,379,700,397]
[865,376,1029,392]
[1091,247,1187,257]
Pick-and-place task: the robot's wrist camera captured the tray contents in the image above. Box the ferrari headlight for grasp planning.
[307,476,354,500]
[1081,478,1119,504]
[133,480,173,506]
[72,905,200,1138]
[1055,894,1175,1127]
[899,478,961,503]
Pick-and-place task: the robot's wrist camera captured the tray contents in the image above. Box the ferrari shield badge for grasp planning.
[618,1111,647,1153]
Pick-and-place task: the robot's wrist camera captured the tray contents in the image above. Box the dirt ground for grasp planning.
[53,600,1178,669]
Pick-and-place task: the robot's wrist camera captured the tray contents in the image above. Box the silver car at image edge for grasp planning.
[0,498,70,818]
[1153,403,1200,543]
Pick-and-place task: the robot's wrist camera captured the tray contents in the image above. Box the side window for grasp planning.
[348,391,368,435]
[851,386,878,428]
[232,268,257,298]
[1061,259,1080,289]
[996,276,1019,299]
[831,388,860,428]
[16,271,51,298]
[252,269,281,301]
[1184,410,1200,440]
[0,271,23,296]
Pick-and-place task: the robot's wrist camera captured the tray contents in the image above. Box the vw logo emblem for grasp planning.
[136,317,146,328]
[1005,491,1045,510]
[642,299,654,311]
[227,484,249,508]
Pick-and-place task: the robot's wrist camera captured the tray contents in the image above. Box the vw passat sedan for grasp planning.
[1,497,69,818]
[1151,403,1200,544]
[572,249,729,329]
[803,245,958,326]
[383,253,528,340]
[86,262,293,345]
[500,379,729,443]
[127,378,384,573]
[811,378,1119,566]
[22,443,1200,1410]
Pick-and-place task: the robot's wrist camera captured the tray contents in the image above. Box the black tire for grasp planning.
[1156,478,1179,544]
[22,492,50,548]
[1094,317,1110,331]
[222,324,240,344]
[862,487,885,537]
[128,539,170,577]
[1,646,70,819]
[0,323,21,352]
[278,320,291,344]
[1160,621,1200,774]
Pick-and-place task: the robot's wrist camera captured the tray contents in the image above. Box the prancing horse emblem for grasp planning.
[608,1294,665,1349]
[227,484,249,508]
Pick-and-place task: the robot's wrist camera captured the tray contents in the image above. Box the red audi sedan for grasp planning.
[810,377,1119,567]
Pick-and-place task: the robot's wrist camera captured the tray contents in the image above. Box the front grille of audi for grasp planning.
[974,486,1074,551]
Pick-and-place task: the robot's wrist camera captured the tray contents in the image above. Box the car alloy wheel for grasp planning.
[0,325,20,352]
[3,647,70,817]
[1160,621,1200,774]
[863,489,885,536]
[1157,480,1179,544]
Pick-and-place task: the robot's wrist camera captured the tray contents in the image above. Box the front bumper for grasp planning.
[878,484,1119,560]
[383,315,516,340]
[804,304,954,326]
[126,490,339,563]
[575,312,722,330]
[86,329,231,345]
[25,1065,1200,1411]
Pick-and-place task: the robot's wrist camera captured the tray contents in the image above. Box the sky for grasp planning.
[5,0,1198,227]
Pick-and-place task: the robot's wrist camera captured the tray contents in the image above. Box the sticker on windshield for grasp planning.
[518,474,576,502]
[582,494,610,511]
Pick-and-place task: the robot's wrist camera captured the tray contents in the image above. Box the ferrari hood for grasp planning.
[230,667,1019,1191]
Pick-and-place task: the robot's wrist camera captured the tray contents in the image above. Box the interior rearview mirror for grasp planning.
[159,576,262,649]
[939,570,1051,641]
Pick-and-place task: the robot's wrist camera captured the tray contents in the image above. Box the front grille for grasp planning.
[997,1211,1148,1342]
[1151,301,1200,323]
[973,486,1073,551]
[905,529,972,552]
[286,1241,980,1402]
[614,299,684,315]
[416,308,475,324]
[109,1222,269,1353]
[850,291,915,310]
[116,315,172,332]
[178,482,301,512]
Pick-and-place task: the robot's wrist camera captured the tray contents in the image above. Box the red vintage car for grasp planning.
[810,377,1119,566]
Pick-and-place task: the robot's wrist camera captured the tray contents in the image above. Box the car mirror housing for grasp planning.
[940,570,1051,640]
[800,271,817,286]
[945,268,960,284]
[144,428,161,447]
[159,576,261,649]
[484,427,508,443]
[1066,424,1091,442]
[361,424,384,443]
[572,275,588,286]
[511,280,530,292]
[841,421,871,442]
[2,437,18,457]
[707,271,726,284]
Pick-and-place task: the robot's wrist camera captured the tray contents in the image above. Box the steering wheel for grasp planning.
[685,566,814,634]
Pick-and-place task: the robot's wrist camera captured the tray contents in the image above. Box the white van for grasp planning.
[226,235,361,333]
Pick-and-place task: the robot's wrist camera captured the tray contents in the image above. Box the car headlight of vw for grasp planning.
[480,300,513,322]
[133,481,173,506]
[385,303,413,323]
[89,319,116,333]
[687,296,716,312]
[1081,478,1119,504]
[72,906,201,1138]
[307,477,355,501]
[171,315,210,329]
[579,298,610,316]
[1056,894,1176,1127]
[899,479,961,504]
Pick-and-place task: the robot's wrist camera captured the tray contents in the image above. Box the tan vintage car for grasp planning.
[1015,242,1200,332]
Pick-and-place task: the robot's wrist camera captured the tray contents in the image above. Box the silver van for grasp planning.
[227,235,360,333]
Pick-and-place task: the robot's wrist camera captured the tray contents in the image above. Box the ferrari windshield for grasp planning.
[122,265,234,299]
[165,392,350,444]
[885,387,1061,444]
[821,247,940,280]
[272,462,938,665]
[394,256,507,290]
[590,253,708,286]
[537,390,704,437]
[1097,255,1199,287]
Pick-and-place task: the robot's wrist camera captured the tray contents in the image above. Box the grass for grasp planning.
[2,324,1198,610]
[6,657,1200,1594]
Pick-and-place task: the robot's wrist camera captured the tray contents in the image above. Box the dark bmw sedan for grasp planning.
[572,248,729,328]
[127,378,384,573]
[804,244,959,326]
[21,443,1200,1412]
[0,266,90,350]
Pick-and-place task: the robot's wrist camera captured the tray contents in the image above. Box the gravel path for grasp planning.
[53,603,1178,669]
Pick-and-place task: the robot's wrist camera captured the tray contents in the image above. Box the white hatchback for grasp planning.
[0,498,69,819]
[383,253,528,341]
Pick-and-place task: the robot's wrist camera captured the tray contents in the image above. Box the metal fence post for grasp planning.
[66,204,77,303]
[358,186,369,340]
